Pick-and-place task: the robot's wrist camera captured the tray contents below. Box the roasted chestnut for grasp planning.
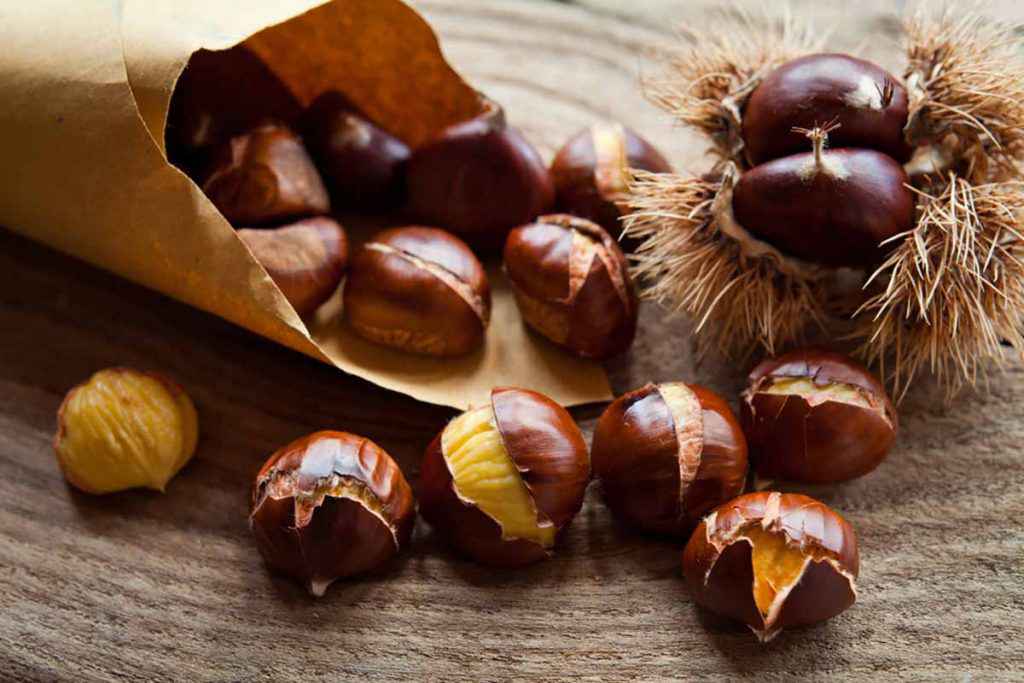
[420,387,590,567]
[682,491,859,641]
[405,99,554,247]
[343,226,490,356]
[250,431,415,597]
[503,214,637,359]
[743,53,912,166]
[592,383,747,537]
[237,216,348,318]
[740,348,897,483]
[201,123,330,226]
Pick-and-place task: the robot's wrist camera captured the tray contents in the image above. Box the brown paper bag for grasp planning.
[0,0,613,409]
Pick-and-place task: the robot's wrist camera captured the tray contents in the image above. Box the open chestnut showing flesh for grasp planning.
[740,348,897,483]
[504,214,638,359]
[592,383,747,537]
[420,387,590,567]
[250,431,415,597]
[343,226,491,356]
[237,216,348,318]
[682,491,859,642]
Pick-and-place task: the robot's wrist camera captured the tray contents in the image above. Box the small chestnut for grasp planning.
[405,99,554,248]
[419,387,590,567]
[343,226,491,356]
[682,491,859,642]
[504,214,638,359]
[592,383,747,537]
[740,348,897,483]
[201,123,330,227]
[237,216,349,318]
[550,122,672,238]
[249,431,415,597]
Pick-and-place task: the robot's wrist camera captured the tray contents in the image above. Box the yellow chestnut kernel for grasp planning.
[53,368,199,494]
[441,405,555,547]
[742,525,812,620]
[759,377,873,409]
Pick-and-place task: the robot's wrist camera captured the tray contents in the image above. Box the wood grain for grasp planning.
[1,0,1023,680]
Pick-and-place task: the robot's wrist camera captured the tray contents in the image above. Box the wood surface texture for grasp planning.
[2,0,1023,680]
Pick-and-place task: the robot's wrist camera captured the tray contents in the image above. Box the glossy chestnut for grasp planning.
[250,431,415,597]
[682,491,859,641]
[504,214,638,359]
[343,226,491,356]
[419,387,590,567]
[592,383,747,537]
[741,348,897,483]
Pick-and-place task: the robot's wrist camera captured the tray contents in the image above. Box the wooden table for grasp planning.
[2,1,1022,680]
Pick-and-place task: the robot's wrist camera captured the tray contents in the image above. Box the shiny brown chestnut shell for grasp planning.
[343,226,491,356]
[682,491,859,641]
[592,383,748,537]
[419,387,590,567]
[503,214,638,359]
[743,53,912,165]
[740,349,897,483]
[250,431,415,597]
[237,216,349,318]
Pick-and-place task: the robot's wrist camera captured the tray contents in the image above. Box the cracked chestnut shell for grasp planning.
[343,226,491,356]
[504,214,638,359]
[682,491,859,641]
[740,349,897,483]
[743,53,912,165]
[592,383,748,537]
[250,431,415,597]
[420,387,590,567]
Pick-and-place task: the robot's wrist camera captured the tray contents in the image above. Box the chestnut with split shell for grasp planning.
[419,387,590,567]
[592,383,748,537]
[682,491,859,642]
[249,431,415,597]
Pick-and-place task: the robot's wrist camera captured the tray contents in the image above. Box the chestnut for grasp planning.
[682,491,859,642]
[591,383,747,537]
[302,92,411,209]
[237,216,349,318]
[343,226,490,356]
[201,123,330,227]
[740,348,897,483]
[249,431,415,597]
[405,99,554,248]
[503,214,638,359]
[419,387,589,567]
[742,53,912,166]
[550,122,672,239]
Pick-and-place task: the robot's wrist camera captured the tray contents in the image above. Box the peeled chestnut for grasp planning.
[420,387,590,567]
[550,122,671,238]
[343,226,490,356]
[250,431,415,597]
[503,214,637,359]
[740,348,897,483]
[592,383,747,537]
[302,92,410,209]
[743,53,912,166]
[237,216,348,318]
[405,99,554,247]
[682,491,859,641]
[201,123,330,226]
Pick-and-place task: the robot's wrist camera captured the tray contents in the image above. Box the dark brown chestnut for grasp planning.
[237,216,348,318]
[343,226,490,356]
[740,348,897,483]
[592,383,747,537]
[420,387,590,567]
[682,491,859,641]
[503,214,638,359]
[743,53,912,165]
[405,99,554,248]
[250,431,415,597]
